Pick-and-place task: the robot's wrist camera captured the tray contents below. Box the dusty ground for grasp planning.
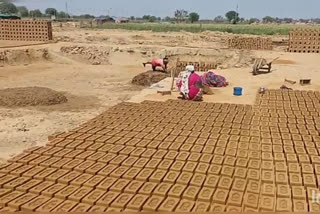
[0,24,319,162]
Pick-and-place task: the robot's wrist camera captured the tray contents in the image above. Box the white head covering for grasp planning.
[186,65,195,73]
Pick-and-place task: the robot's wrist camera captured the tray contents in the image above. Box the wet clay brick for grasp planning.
[175,199,195,212]
[42,183,67,198]
[29,156,51,166]
[276,198,292,212]
[293,199,308,212]
[234,167,247,179]
[88,205,106,212]
[68,186,92,202]
[139,182,158,195]
[289,173,302,186]
[122,157,139,167]
[197,187,215,202]
[45,169,69,182]
[39,157,61,168]
[212,188,228,204]
[35,198,64,212]
[292,186,306,200]
[124,180,144,194]
[74,160,96,173]
[153,183,172,196]
[0,174,18,188]
[110,179,130,192]
[96,191,120,207]
[70,203,92,212]
[7,193,37,210]
[149,170,167,183]
[16,179,42,193]
[0,189,11,198]
[303,174,317,187]
[143,195,164,211]
[177,172,193,185]
[10,165,34,176]
[210,203,226,212]
[208,164,222,175]
[232,178,247,192]
[190,173,206,187]
[193,201,210,212]
[170,160,185,172]
[0,191,24,207]
[218,176,232,190]
[0,163,23,174]
[52,200,78,212]
[126,194,149,211]
[136,168,154,182]
[110,166,130,178]
[262,183,276,196]
[261,170,275,183]
[123,167,141,180]
[22,166,45,178]
[158,159,174,170]
[29,181,55,195]
[158,197,180,212]
[21,195,50,211]
[4,177,30,190]
[259,195,275,211]
[277,185,291,198]
[133,158,150,168]
[163,171,180,184]
[55,185,79,200]
[82,189,106,205]
[243,193,259,209]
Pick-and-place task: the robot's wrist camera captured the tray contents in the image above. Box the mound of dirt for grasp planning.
[60,46,111,65]
[132,71,169,86]
[0,87,68,107]
[0,48,49,67]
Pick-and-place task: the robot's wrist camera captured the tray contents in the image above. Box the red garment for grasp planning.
[178,73,202,100]
[151,59,164,67]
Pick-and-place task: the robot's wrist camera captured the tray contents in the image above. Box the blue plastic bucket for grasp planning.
[234,87,243,96]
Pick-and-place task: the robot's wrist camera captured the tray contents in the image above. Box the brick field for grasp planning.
[0,89,320,212]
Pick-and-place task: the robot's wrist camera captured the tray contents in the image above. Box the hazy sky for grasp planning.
[16,0,320,19]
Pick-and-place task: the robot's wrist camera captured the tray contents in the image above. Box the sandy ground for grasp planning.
[0,25,318,162]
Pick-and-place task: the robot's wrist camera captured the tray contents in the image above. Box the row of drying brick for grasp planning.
[0,175,319,212]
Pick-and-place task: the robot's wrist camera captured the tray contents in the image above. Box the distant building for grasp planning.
[94,16,115,25]
[115,17,129,24]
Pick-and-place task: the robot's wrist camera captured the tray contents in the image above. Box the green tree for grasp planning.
[17,6,29,17]
[0,2,18,14]
[45,8,57,16]
[225,10,239,24]
[189,12,200,23]
[58,11,68,18]
[163,16,171,22]
[29,9,43,18]
[262,16,275,23]
[174,9,189,22]
[214,15,225,23]
[249,18,260,24]
[149,16,157,22]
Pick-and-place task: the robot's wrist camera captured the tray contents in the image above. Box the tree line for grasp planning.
[0,2,318,24]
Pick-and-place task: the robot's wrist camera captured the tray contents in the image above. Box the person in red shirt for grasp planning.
[143,57,169,72]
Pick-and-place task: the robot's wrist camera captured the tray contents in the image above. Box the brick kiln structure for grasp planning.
[0,20,53,42]
[228,36,272,50]
[288,29,320,53]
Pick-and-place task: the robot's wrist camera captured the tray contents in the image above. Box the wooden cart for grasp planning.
[252,57,279,76]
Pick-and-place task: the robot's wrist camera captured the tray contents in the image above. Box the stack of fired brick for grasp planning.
[0,20,53,42]
[176,61,217,72]
[228,36,272,50]
[288,29,320,53]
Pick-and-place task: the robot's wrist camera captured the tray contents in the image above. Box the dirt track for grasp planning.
[0,24,320,162]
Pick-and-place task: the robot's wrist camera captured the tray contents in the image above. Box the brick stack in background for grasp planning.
[0,20,53,42]
[176,60,217,72]
[228,36,272,50]
[288,29,320,53]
